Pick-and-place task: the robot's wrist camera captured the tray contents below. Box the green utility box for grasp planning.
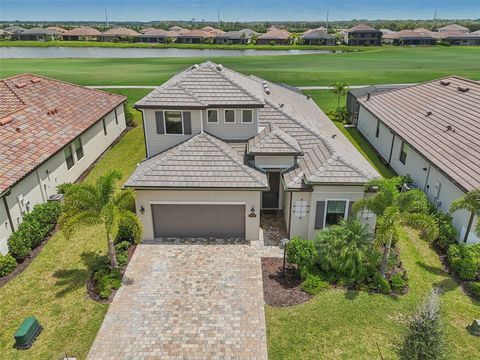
[468,319,480,336]
[14,316,42,349]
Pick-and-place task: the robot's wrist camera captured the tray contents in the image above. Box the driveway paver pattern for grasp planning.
[88,239,276,359]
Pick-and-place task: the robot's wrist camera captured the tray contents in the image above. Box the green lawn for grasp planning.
[0,89,150,360]
[1,46,479,86]
[266,228,480,359]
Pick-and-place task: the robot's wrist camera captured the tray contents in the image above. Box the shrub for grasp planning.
[115,212,143,244]
[447,243,480,280]
[93,267,122,299]
[124,102,135,127]
[301,274,329,295]
[116,250,129,267]
[371,272,391,294]
[431,212,457,250]
[115,240,132,252]
[16,219,44,248]
[0,254,17,277]
[465,281,480,298]
[56,182,74,194]
[390,273,407,293]
[398,288,445,360]
[286,237,317,278]
[7,231,32,262]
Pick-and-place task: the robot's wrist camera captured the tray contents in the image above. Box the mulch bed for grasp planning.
[261,257,312,307]
[0,226,57,288]
[87,243,137,304]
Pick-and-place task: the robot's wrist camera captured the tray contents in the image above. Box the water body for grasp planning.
[0,47,336,59]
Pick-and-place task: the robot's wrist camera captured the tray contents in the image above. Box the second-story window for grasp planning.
[64,146,74,170]
[74,138,84,160]
[165,111,183,134]
[375,120,380,138]
[224,109,235,123]
[207,109,218,123]
[242,109,253,123]
[399,141,408,165]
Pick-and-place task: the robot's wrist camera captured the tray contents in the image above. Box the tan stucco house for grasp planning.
[125,62,379,242]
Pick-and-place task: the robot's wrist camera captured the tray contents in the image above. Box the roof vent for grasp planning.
[264,88,271,95]
[30,78,41,84]
[331,134,337,139]
[457,86,469,93]
[306,95,310,100]
[366,93,371,101]
[15,82,27,89]
[445,125,455,132]
[426,110,433,116]
[191,64,199,70]
[440,80,450,86]
[15,127,21,133]
[279,103,284,108]
[216,64,223,71]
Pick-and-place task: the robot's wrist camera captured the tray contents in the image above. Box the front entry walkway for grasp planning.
[88,240,272,359]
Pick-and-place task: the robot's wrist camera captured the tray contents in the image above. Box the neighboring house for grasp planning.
[14,27,61,41]
[343,24,382,46]
[62,26,102,41]
[177,29,214,44]
[433,31,480,46]
[46,26,67,34]
[0,74,127,254]
[137,28,177,43]
[379,28,394,35]
[383,30,436,46]
[301,29,335,45]
[169,26,190,35]
[98,27,140,42]
[201,26,225,36]
[414,27,434,35]
[355,77,480,243]
[257,26,291,45]
[215,29,258,44]
[0,29,10,39]
[125,62,379,243]
[4,26,25,34]
[438,24,470,33]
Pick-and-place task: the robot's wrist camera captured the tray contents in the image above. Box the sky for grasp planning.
[1,0,479,22]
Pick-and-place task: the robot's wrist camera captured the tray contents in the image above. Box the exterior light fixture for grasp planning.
[139,206,145,215]
[249,207,256,218]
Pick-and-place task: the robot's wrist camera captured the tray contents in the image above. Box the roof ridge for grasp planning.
[310,153,372,180]
[1,78,27,108]
[270,124,302,151]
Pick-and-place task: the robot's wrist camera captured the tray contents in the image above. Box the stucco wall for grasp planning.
[356,104,478,243]
[134,189,262,241]
[254,155,295,169]
[202,108,258,140]
[0,105,126,254]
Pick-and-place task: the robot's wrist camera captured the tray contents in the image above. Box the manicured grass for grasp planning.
[1,46,479,86]
[0,40,365,52]
[0,89,150,360]
[305,90,396,178]
[266,228,480,359]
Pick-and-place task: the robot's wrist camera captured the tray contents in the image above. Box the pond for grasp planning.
[0,47,337,59]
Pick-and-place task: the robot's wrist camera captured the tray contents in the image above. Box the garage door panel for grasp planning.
[152,204,245,238]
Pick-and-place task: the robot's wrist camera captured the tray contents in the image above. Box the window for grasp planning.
[399,141,408,164]
[114,109,118,125]
[325,200,347,227]
[375,120,380,138]
[102,118,107,136]
[64,146,74,170]
[165,111,183,134]
[207,109,218,123]
[73,138,84,160]
[224,109,235,123]
[242,109,253,123]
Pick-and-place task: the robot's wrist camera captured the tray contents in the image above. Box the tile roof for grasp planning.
[139,28,176,37]
[438,24,470,32]
[384,30,434,40]
[301,29,335,40]
[46,26,67,33]
[179,29,215,38]
[216,29,258,40]
[258,27,291,40]
[0,74,126,193]
[125,132,268,189]
[135,61,265,108]
[247,123,302,155]
[346,24,380,32]
[101,27,140,36]
[358,76,480,192]
[62,26,102,36]
[19,27,59,35]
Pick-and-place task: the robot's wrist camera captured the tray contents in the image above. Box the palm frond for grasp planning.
[96,170,123,205]
[396,188,430,214]
[61,210,102,239]
[402,212,439,242]
[449,189,480,215]
[62,183,101,213]
[113,189,136,211]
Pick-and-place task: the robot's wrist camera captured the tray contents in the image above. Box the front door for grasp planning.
[262,172,280,209]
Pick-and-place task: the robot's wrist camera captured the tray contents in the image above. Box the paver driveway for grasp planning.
[88,239,276,359]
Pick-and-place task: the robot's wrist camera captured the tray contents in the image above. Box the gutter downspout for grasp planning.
[423,163,432,192]
[36,169,47,203]
[138,108,148,158]
[1,192,15,233]
[288,191,293,238]
[464,212,474,243]
[388,132,396,164]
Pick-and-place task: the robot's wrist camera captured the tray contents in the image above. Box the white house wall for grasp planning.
[254,155,295,169]
[356,104,478,243]
[0,105,126,254]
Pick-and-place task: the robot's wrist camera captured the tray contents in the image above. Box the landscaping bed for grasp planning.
[262,257,312,307]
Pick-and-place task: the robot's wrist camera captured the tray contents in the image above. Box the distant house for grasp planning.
[4,26,25,34]
[355,77,480,244]
[257,26,291,45]
[379,28,394,35]
[62,26,102,41]
[214,29,258,44]
[14,27,62,41]
[303,26,327,35]
[177,29,215,44]
[438,24,470,33]
[0,74,127,254]
[169,26,189,34]
[433,31,480,46]
[0,29,9,39]
[301,29,335,45]
[414,28,434,36]
[383,30,436,46]
[343,24,382,46]
[98,27,140,42]
[46,26,67,34]
[201,26,225,36]
[138,28,177,43]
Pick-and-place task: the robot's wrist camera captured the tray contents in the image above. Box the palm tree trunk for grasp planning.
[107,233,118,269]
[380,234,393,278]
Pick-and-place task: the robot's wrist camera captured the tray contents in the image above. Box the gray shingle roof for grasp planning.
[358,76,480,192]
[248,123,302,155]
[124,132,268,189]
[301,30,335,40]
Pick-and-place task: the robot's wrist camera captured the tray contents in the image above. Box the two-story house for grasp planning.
[125,62,379,242]
[343,24,382,46]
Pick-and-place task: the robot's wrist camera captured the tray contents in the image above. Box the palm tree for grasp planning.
[330,82,349,109]
[450,189,480,241]
[60,170,139,269]
[353,177,438,277]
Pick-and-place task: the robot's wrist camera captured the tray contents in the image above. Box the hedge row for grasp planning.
[6,202,62,264]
